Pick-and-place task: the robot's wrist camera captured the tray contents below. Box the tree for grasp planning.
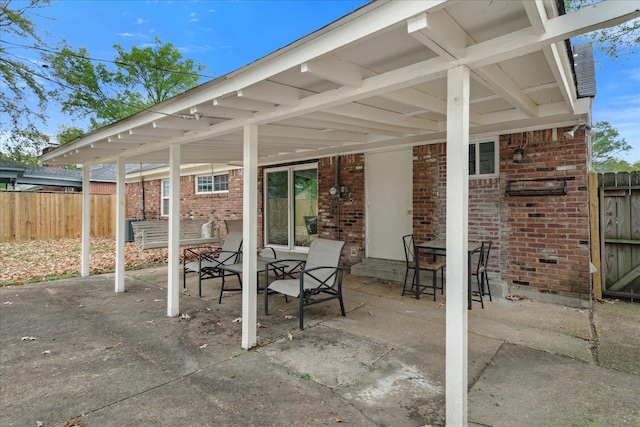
[46,37,207,129]
[565,0,639,58]
[0,0,57,164]
[590,121,634,172]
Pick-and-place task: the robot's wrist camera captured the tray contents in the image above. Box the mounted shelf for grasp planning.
[506,177,568,196]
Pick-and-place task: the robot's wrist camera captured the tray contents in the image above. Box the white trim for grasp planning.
[468,136,499,180]
[161,179,170,217]
[263,162,318,251]
[195,172,230,195]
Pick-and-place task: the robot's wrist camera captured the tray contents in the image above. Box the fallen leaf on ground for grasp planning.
[105,342,121,350]
[284,315,296,320]
[42,350,51,354]
[22,336,37,341]
[232,317,242,323]
[506,294,527,301]
[257,322,267,328]
[286,331,293,341]
[153,299,163,302]
[3,301,12,305]
[179,313,191,320]
[199,344,208,349]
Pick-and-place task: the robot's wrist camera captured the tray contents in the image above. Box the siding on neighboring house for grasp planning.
[125,125,591,300]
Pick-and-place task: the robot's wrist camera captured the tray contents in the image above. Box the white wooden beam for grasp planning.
[522,0,549,34]
[473,64,539,117]
[190,104,253,119]
[259,124,367,142]
[543,43,577,113]
[153,117,213,132]
[327,103,441,132]
[242,124,258,350]
[81,167,90,277]
[167,144,181,317]
[408,10,466,59]
[129,127,186,138]
[446,64,470,427]
[115,158,126,293]
[238,81,301,106]
[301,56,362,87]
[213,96,275,113]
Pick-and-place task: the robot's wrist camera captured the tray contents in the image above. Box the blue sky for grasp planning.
[15,0,640,163]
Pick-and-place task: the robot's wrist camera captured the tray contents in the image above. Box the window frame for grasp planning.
[161,179,170,217]
[469,137,499,179]
[195,173,229,194]
[263,163,318,252]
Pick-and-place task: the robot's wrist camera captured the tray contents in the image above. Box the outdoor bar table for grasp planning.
[415,239,482,309]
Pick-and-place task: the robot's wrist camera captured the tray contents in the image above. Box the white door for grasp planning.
[366,148,413,260]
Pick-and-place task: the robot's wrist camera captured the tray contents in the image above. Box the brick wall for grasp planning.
[90,182,116,195]
[317,155,366,267]
[126,170,244,235]
[411,127,590,299]
[124,126,591,299]
[499,128,591,300]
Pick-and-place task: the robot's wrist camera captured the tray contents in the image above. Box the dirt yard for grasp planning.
[0,237,171,285]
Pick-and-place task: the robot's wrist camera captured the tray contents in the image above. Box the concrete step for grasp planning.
[350,258,407,283]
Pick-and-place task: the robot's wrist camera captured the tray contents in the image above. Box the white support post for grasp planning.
[167,144,181,317]
[242,124,258,349]
[446,65,470,426]
[115,158,126,292]
[81,166,91,277]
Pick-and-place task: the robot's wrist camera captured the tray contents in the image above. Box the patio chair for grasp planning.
[182,231,243,302]
[401,234,445,301]
[471,240,492,308]
[264,238,345,330]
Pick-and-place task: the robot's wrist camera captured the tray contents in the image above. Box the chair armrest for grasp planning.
[265,258,306,280]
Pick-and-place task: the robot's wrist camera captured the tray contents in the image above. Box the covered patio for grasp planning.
[41,1,639,423]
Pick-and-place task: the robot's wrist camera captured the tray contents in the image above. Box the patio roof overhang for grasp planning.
[40,1,638,168]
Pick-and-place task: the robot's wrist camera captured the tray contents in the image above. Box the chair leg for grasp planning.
[432,269,437,301]
[299,294,304,330]
[476,276,484,309]
[484,272,492,301]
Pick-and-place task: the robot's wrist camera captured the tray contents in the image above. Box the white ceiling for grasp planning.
[41,0,639,168]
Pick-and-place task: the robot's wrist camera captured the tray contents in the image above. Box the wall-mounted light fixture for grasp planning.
[564,120,595,139]
[513,147,524,163]
[563,123,580,139]
[512,132,529,163]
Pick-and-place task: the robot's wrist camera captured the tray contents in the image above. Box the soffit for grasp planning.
[41,0,629,167]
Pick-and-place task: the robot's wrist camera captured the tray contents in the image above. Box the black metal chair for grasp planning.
[183,231,243,302]
[401,234,445,301]
[264,238,345,330]
[471,240,492,308]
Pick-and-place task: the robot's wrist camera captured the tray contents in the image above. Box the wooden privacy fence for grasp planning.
[593,172,640,300]
[0,192,116,242]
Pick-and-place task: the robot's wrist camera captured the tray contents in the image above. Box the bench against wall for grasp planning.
[131,219,221,250]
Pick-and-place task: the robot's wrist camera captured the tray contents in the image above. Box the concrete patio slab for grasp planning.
[1,267,638,426]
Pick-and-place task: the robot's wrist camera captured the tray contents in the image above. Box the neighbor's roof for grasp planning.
[41,0,637,167]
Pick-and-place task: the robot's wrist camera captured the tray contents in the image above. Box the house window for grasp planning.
[161,180,170,216]
[196,173,229,194]
[469,139,498,177]
[264,164,318,250]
